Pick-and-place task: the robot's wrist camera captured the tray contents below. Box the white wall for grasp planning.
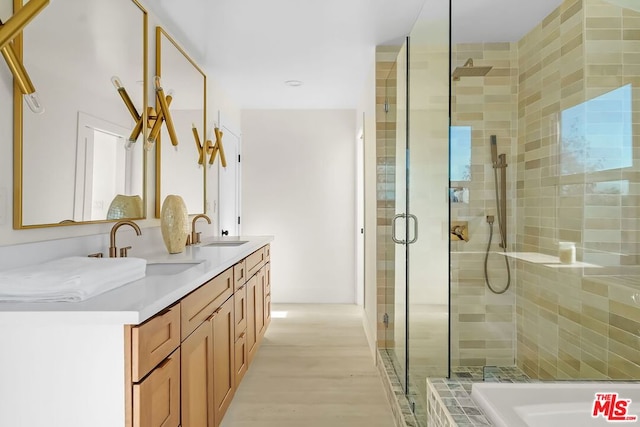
[357,63,379,358]
[241,110,357,303]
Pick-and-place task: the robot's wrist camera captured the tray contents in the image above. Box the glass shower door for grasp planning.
[391,41,409,391]
[406,3,451,423]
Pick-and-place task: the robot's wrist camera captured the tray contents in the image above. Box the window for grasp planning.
[560,84,632,175]
[450,126,472,181]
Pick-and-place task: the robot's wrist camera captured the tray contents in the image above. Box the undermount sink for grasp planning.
[145,261,203,276]
[202,240,249,247]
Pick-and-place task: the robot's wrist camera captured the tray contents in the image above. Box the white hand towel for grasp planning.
[0,256,147,302]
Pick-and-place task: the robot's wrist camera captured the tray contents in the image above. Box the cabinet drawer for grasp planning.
[246,247,265,278]
[234,285,247,341]
[233,260,246,291]
[181,267,234,340]
[133,348,181,427]
[131,304,181,382]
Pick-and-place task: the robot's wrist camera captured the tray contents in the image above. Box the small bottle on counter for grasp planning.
[558,242,576,264]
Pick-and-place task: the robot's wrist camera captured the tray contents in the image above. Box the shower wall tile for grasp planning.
[516,0,640,380]
[450,42,518,368]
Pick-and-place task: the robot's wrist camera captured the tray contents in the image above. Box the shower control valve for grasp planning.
[486,215,495,225]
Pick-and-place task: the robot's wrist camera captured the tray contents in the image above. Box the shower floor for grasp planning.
[379,350,530,427]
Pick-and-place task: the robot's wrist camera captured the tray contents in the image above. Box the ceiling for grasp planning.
[147,0,568,109]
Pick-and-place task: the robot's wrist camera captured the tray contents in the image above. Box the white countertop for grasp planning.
[0,236,273,325]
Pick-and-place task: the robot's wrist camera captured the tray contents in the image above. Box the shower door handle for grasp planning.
[407,214,418,244]
[392,214,418,244]
[392,214,406,244]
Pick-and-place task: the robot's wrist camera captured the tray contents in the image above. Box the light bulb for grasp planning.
[174,145,178,152]
[24,92,44,114]
[144,137,155,151]
[111,75,123,90]
[125,139,135,151]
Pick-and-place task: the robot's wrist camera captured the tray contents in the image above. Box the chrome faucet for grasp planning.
[189,214,211,245]
[109,220,142,257]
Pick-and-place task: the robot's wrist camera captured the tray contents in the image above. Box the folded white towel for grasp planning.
[0,257,147,303]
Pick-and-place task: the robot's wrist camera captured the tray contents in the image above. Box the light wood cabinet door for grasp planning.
[181,320,214,427]
[234,285,247,341]
[264,294,271,329]
[213,296,236,425]
[246,274,258,364]
[133,348,181,427]
[256,267,266,339]
[264,262,271,296]
[234,332,248,386]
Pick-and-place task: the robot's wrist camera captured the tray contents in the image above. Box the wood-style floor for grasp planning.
[220,304,396,427]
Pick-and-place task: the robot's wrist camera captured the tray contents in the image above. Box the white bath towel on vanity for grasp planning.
[0,256,147,302]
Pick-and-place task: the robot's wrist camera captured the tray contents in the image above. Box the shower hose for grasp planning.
[484,166,511,294]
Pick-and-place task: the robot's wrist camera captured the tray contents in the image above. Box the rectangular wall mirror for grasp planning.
[155,26,206,217]
[13,0,147,228]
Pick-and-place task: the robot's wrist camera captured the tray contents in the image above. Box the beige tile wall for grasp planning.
[450,42,518,367]
[516,0,640,379]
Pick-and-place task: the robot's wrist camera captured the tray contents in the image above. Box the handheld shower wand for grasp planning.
[484,135,510,294]
[490,135,498,167]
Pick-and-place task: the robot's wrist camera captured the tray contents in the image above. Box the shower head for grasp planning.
[452,58,493,81]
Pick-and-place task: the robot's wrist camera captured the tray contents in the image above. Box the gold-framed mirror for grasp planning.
[155,26,206,217]
[13,0,147,228]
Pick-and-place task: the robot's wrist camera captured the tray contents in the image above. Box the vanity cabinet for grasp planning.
[124,244,271,427]
[0,239,273,427]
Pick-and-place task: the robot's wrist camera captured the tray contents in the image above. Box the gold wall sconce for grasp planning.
[147,76,178,150]
[111,76,143,150]
[193,124,227,167]
[192,123,206,165]
[211,126,227,167]
[112,76,177,151]
[1,0,50,113]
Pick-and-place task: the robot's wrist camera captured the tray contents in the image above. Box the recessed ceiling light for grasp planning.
[284,80,303,87]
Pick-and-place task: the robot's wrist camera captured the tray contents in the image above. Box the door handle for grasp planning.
[407,214,418,244]
[221,229,229,236]
[392,213,406,244]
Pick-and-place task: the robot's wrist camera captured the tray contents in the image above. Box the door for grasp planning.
[218,114,241,236]
[390,41,410,392]
[406,6,451,423]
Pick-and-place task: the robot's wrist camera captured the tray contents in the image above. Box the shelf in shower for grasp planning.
[498,252,601,268]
